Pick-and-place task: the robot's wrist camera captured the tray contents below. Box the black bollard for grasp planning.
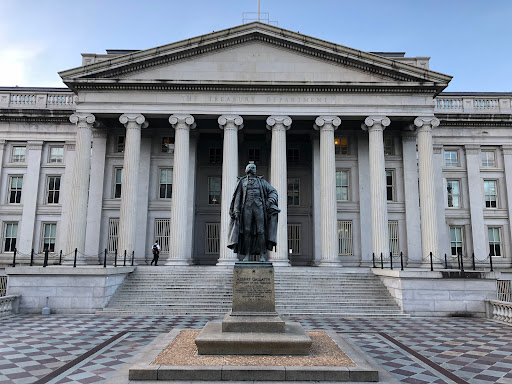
[59,250,62,265]
[400,251,404,271]
[12,248,17,267]
[114,249,117,267]
[429,252,433,271]
[131,251,134,266]
[472,253,476,271]
[489,253,494,272]
[460,253,465,272]
[73,248,77,268]
[444,253,448,269]
[390,251,393,270]
[43,248,49,267]
[123,250,127,266]
[372,253,376,268]
[380,252,384,269]
[103,249,107,268]
[30,249,34,266]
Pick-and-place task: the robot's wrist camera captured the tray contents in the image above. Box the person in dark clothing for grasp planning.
[150,241,160,265]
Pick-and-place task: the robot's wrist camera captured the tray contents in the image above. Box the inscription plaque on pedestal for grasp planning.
[232,262,275,313]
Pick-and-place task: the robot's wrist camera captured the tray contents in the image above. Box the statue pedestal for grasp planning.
[195,261,312,355]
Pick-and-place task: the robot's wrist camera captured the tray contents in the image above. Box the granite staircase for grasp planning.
[98,266,406,317]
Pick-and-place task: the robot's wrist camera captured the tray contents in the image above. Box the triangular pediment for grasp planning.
[60,22,451,92]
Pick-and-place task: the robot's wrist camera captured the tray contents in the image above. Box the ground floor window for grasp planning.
[338,220,353,256]
[155,219,170,253]
[450,226,464,257]
[287,224,301,255]
[388,221,399,256]
[205,223,220,254]
[488,227,502,256]
[42,223,57,252]
[107,218,119,253]
[3,223,17,252]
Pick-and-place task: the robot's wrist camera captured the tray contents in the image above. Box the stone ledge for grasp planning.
[5,266,135,276]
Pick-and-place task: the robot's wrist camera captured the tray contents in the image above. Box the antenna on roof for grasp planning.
[243,0,278,26]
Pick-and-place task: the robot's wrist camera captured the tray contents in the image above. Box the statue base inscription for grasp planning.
[195,262,312,355]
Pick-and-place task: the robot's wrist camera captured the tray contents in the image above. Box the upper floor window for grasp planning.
[46,176,61,204]
[446,180,460,208]
[209,147,222,164]
[114,168,122,199]
[335,137,349,155]
[42,223,57,252]
[159,169,173,199]
[49,146,64,163]
[336,170,349,201]
[484,180,497,208]
[248,148,261,164]
[3,223,17,252]
[445,150,458,167]
[450,226,464,257]
[481,150,496,167]
[386,170,395,201]
[116,136,125,153]
[287,178,300,206]
[384,137,394,156]
[12,146,26,163]
[208,177,221,205]
[162,137,174,153]
[9,176,23,204]
[488,227,502,257]
[287,148,300,165]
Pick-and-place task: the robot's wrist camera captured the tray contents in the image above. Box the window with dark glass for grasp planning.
[116,136,125,153]
[159,169,173,198]
[209,148,222,164]
[248,148,261,163]
[386,170,394,201]
[287,178,300,206]
[208,177,221,204]
[488,227,502,257]
[42,223,57,252]
[114,168,122,198]
[3,223,17,252]
[450,226,463,257]
[9,176,23,204]
[47,176,61,204]
[162,137,174,153]
[287,148,300,165]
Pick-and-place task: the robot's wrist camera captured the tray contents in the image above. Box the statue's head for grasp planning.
[245,163,256,175]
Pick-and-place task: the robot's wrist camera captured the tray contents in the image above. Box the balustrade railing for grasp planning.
[435,95,511,114]
[0,295,19,317]
[486,300,512,324]
[1,90,76,109]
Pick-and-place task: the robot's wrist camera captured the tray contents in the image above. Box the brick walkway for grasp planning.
[0,315,510,383]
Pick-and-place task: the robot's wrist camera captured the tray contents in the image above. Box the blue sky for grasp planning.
[0,0,510,92]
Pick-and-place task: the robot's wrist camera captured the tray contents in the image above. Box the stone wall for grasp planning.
[5,266,134,314]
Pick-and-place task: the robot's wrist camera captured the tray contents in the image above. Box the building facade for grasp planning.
[0,23,511,268]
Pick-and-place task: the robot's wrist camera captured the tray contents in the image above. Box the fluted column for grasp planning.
[362,116,390,259]
[267,116,292,266]
[415,116,440,260]
[118,114,148,262]
[314,116,341,266]
[166,114,196,265]
[217,115,243,265]
[65,113,95,261]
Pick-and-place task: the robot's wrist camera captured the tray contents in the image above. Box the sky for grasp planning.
[0,0,511,92]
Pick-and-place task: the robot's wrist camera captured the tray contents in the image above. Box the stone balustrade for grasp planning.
[486,300,512,324]
[435,95,512,114]
[0,295,19,317]
[0,90,76,109]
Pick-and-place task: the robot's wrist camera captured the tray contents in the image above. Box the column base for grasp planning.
[318,259,342,267]
[164,259,190,266]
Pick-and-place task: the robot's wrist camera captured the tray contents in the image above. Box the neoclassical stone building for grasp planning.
[1,22,511,268]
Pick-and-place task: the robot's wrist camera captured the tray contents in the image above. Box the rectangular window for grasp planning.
[388,221,399,256]
[481,150,496,167]
[154,218,170,253]
[450,226,464,257]
[384,137,394,156]
[488,227,502,257]
[114,168,122,198]
[107,218,119,253]
[386,170,395,201]
[3,223,17,252]
[445,150,458,167]
[287,224,301,255]
[338,220,353,256]
[287,178,300,206]
[287,148,300,165]
[334,137,349,155]
[116,136,125,153]
[208,177,221,205]
[497,280,512,302]
[336,170,349,201]
[484,180,497,208]
[446,180,460,208]
[209,147,222,164]
[248,148,261,163]
[46,176,61,204]
[49,146,64,163]
[162,137,174,153]
[205,223,220,254]
[11,146,26,163]
[42,223,57,252]
[9,176,23,203]
[159,169,173,199]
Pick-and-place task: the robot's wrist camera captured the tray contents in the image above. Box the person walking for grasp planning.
[150,241,161,266]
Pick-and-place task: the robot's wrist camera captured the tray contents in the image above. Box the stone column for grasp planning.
[118,114,148,262]
[18,141,43,255]
[267,116,292,266]
[362,116,390,259]
[357,135,372,265]
[415,117,440,260]
[502,145,512,266]
[314,116,342,266]
[217,115,243,265]
[401,131,422,266]
[166,114,196,265]
[84,130,107,258]
[433,144,449,257]
[65,113,95,260]
[0,140,5,187]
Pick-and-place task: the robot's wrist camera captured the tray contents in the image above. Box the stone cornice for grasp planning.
[437,114,512,127]
[0,109,74,123]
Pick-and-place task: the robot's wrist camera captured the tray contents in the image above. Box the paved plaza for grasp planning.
[0,315,511,384]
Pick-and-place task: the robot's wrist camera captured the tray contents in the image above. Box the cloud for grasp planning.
[0,44,47,87]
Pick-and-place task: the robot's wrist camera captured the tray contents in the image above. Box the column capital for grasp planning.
[169,114,196,130]
[70,113,95,127]
[502,145,512,156]
[361,116,390,131]
[266,115,292,131]
[218,115,244,130]
[414,116,440,132]
[119,113,149,129]
[314,116,341,131]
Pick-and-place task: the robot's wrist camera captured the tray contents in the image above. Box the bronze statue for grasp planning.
[228,163,280,262]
